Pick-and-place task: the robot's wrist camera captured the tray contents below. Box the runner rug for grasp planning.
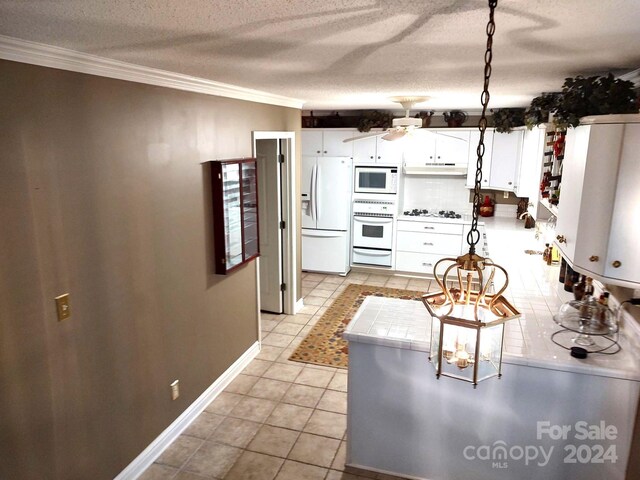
[288,283,424,369]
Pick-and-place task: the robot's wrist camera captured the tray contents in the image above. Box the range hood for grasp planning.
[403,162,468,175]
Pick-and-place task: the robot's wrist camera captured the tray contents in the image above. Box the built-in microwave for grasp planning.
[354,166,398,194]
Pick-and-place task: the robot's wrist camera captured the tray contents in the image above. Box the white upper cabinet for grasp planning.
[489,131,524,190]
[404,129,471,166]
[554,116,640,287]
[301,129,354,157]
[466,130,494,188]
[515,126,545,199]
[352,130,403,164]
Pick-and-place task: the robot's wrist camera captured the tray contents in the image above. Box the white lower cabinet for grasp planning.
[395,220,464,274]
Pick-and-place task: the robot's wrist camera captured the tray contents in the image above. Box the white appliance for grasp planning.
[301,156,353,275]
[352,200,395,267]
[354,165,398,194]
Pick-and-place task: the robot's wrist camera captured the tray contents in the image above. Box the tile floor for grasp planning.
[139,271,435,480]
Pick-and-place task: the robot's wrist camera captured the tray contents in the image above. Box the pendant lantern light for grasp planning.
[422,0,521,386]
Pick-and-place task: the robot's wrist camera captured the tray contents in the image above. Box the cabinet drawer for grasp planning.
[396,252,448,274]
[397,220,464,235]
[397,231,462,255]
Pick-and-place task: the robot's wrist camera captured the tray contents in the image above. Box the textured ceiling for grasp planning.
[1,0,639,110]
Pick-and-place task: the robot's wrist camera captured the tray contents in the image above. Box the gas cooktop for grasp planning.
[403,209,462,219]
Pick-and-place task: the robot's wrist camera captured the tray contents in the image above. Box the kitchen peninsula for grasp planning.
[343,217,640,480]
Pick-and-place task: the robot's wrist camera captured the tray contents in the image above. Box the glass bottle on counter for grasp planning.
[543,244,552,264]
[584,277,594,298]
[573,275,586,301]
[559,258,567,283]
[564,264,577,292]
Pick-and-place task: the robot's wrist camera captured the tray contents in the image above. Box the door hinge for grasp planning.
[279,220,286,230]
[280,283,286,292]
[278,154,285,164]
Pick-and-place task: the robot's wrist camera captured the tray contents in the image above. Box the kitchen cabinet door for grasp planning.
[375,135,403,164]
[403,130,436,165]
[435,130,471,164]
[489,131,523,190]
[302,129,353,157]
[604,124,640,283]
[515,126,545,199]
[353,135,378,163]
[555,123,623,279]
[466,130,494,188]
[302,130,323,156]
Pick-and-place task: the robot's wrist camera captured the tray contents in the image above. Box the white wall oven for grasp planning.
[354,166,398,194]
[352,200,395,267]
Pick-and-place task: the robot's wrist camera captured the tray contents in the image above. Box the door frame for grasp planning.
[252,131,298,315]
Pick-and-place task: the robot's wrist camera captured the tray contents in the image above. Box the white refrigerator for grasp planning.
[301,156,353,275]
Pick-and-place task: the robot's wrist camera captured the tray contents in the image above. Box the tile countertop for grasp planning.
[344,216,640,382]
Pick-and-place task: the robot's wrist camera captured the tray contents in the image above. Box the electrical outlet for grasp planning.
[55,294,71,321]
[170,380,179,400]
[503,191,509,199]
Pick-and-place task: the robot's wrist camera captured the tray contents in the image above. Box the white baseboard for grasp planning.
[114,341,260,480]
[294,298,305,314]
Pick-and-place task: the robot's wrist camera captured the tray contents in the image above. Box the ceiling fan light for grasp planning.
[392,117,422,128]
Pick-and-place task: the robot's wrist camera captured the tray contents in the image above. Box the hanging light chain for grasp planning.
[468,0,497,255]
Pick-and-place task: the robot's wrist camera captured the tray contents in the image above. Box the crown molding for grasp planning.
[0,35,304,109]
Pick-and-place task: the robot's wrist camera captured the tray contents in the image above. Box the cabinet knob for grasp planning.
[437,156,441,159]
[612,260,622,268]
[316,150,321,154]
[323,150,327,154]
[483,179,488,182]
[589,255,599,262]
[370,156,374,159]
[508,182,513,185]
[429,156,433,159]
[422,262,433,267]
[423,242,434,246]
[424,226,435,230]
[377,156,381,159]
[556,235,566,244]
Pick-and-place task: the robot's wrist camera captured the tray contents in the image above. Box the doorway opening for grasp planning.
[252,131,298,317]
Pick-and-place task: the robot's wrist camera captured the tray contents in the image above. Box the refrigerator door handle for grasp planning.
[315,163,321,221]
[310,164,317,222]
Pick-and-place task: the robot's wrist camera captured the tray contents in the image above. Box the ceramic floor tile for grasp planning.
[262,363,304,382]
[294,366,334,388]
[309,288,335,298]
[173,471,209,480]
[281,384,325,408]
[138,464,179,480]
[288,432,340,468]
[327,372,348,392]
[266,403,314,431]
[223,451,284,480]
[275,460,328,480]
[303,410,346,439]
[331,441,347,470]
[304,295,327,306]
[284,314,313,325]
[229,396,277,423]
[211,417,261,448]
[262,332,296,348]
[299,305,321,316]
[256,345,285,362]
[246,424,299,457]
[242,359,274,377]
[182,441,242,479]
[247,377,291,402]
[261,319,279,332]
[225,374,260,395]
[316,390,348,414]
[205,392,243,415]
[183,411,225,440]
[272,322,304,336]
[156,435,203,468]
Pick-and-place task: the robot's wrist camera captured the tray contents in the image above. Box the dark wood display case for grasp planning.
[209,158,259,274]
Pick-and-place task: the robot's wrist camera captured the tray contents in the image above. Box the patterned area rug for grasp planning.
[289,283,425,369]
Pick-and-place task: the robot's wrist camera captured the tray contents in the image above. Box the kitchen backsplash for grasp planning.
[401,176,473,213]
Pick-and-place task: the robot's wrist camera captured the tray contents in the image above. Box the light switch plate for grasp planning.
[55,294,71,321]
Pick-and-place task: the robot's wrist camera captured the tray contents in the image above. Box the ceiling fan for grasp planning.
[344,96,430,143]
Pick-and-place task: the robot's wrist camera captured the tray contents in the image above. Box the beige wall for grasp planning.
[0,59,299,479]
